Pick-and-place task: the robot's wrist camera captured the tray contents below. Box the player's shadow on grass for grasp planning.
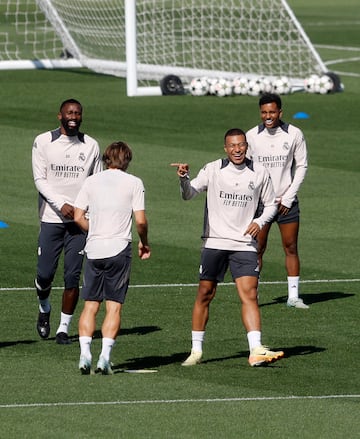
[112,352,187,373]
[201,345,326,365]
[110,343,327,371]
[281,345,326,358]
[260,291,354,307]
[112,344,326,371]
[116,325,162,338]
[0,340,37,348]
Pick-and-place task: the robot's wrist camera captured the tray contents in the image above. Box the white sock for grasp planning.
[191,330,205,352]
[288,276,300,300]
[56,312,73,335]
[100,337,115,362]
[79,336,92,360]
[247,330,262,351]
[38,298,51,314]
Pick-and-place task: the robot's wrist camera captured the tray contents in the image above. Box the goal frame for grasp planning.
[125,0,329,96]
[1,0,329,96]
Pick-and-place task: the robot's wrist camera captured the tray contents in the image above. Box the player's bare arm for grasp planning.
[134,210,151,260]
[278,203,290,215]
[244,222,261,238]
[138,241,151,260]
[74,207,89,231]
[170,163,189,177]
[61,203,74,219]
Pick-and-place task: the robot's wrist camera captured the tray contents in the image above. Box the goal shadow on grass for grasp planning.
[260,291,354,307]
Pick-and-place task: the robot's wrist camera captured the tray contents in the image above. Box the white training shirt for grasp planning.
[32,128,102,223]
[246,122,308,208]
[180,158,277,252]
[74,168,146,259]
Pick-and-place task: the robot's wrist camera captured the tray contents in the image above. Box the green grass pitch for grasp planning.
[0,1,359,437]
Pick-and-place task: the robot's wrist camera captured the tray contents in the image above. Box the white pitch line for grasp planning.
[326,56,360,65]
[326,70,360,78]
[127,279,360,288]
[0,278,359,292]
[307,21,360,27]
[0,394,359,409]
[315,44,360,52]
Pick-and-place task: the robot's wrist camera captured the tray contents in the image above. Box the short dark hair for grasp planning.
[224,128,246,142]
[102,141,132,171]
[258,93,282,109]
[59,98,82,112]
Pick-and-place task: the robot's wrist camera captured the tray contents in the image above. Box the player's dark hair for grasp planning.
[258,93,282,109]
[102,141,132,171]
[224,128,246,142]
[59,98,82,112]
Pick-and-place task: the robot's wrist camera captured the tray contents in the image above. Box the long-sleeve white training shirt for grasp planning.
[32,128,102,223]
[246,122,308,208]
[180,158,277,252]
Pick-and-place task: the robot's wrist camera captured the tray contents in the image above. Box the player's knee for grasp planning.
[239,286,258,303]
[64,273,81,290]
[196,287,215,304]
[284,242,298,256]
[35,277,52,299]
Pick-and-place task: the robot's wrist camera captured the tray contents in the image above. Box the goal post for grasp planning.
[124,0,162,96]
[1,0,329,96]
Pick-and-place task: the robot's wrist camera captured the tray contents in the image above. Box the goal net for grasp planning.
[1,0,328,96]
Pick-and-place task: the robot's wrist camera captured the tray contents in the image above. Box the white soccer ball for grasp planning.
[189,76,209,96]
[247,79,262,96]
[272,76,291,95]
[207,77,219,95]
[304,74,321,93]
[259,76,273,94]
[318,74,335,94]
[232,76,249,95]
[209,78,233,97]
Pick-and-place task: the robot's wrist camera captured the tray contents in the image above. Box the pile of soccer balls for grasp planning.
[189,75,292,97]
[188,73,339,97]
[303,74,337,94]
